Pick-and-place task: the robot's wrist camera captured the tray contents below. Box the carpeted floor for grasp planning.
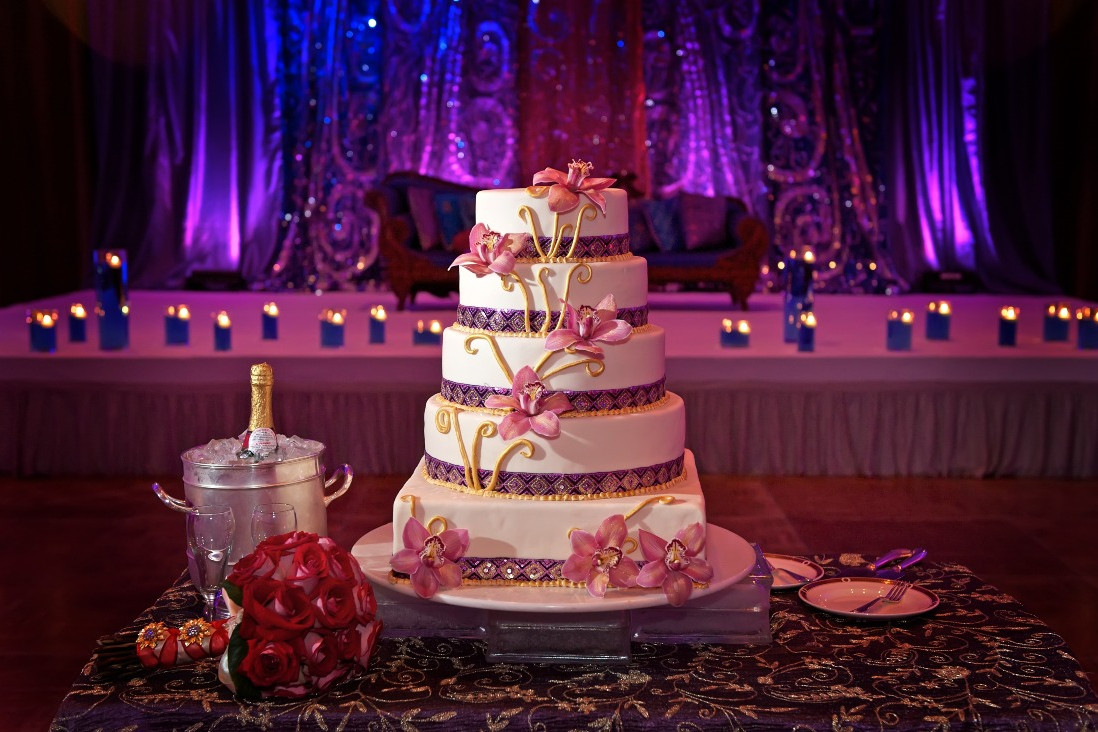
[2,472,1095,731]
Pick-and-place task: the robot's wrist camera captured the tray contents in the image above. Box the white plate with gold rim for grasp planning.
[352,523,757,613]
[764,553,824,590]
[798,577,939,620]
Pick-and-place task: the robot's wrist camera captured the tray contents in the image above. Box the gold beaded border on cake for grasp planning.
[436,393,670,419]
[419,463,689,501]
[450,323,655,339]
[387,572,710,590]
[514,253,635,265]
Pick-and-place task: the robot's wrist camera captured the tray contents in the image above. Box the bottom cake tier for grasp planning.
[391,450,707,586]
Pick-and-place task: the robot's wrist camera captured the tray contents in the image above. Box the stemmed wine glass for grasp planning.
[250,502,297,546]
[186,505,235,621]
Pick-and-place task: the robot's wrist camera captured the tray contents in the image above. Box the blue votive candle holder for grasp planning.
[720,318,750,348]
[68,304,87,342]
[1043,303,1071,342]
[320,309,346,348]
[999,306,1019,346]
[262,302,279,340]
[369,305,387,344]
[886,309,914,351]
[213,311,232,351]
[797,311,817,352]
[1077,308,1098,350]
[926,301,951,340]
[413,319,443,345]
[28,310,59,353]
[93,249,129,350]
[164,305,191,345]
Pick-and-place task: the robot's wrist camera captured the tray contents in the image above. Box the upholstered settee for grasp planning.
[365,173,477,309]
[630,192,770,310]
[365,174,770,310]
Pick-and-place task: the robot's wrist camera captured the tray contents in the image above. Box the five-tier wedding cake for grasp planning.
[388,160,712,606]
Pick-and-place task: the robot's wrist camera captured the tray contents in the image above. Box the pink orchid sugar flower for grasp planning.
[544,294,632,357]
[635,523,713,607]
[561,514,640,597]
[528,159,616,214]
[484,366,572,440]
[389,517,469,599]
[449,223,519,277]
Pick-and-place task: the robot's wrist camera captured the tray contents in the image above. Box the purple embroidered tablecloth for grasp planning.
[51,555,1098,731]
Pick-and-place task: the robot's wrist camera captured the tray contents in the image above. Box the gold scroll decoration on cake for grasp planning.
[435,405,535,492]
[517,203,598,260]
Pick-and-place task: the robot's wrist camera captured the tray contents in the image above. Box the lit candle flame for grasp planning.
[737,320,750,334]
[800,312,817,328]
[803,250,815,264]
[370,305,387,321]
[1077,307,1098,322]
[721,318,732,333]
[429,320,442,335]
[263,302,279,317]
[323,309,345,325]
[108,253,121,268]
[215,311,231,328]
[1000,306,1018,321]
[901,310,914,324]
[1058,306,1070,320]
[416,319,425,333]
[166,305,190,320]
[70,304,86,319]
[929,301,951,315]
[40,313,55,327]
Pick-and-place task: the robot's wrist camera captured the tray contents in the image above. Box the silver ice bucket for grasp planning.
[153,443,352,564]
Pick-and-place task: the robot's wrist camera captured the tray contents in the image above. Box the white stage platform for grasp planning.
[2,290,1095,477]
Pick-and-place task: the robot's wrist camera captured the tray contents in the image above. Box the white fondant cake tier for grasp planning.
[442,325,665,393]
[423,392,685,478]
[476,188,628,241]
[457,258,648,315]
[393,450,706,566]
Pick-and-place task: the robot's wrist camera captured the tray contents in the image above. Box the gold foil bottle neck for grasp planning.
[248,362,275,431]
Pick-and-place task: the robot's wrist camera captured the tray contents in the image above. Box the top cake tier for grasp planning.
[476,188,630,260]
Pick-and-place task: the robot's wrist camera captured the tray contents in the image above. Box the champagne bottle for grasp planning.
[238,362,278,460]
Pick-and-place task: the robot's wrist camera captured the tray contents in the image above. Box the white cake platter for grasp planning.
[352,523,757,613]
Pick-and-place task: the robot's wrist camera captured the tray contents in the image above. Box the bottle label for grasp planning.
[241,427,278,459]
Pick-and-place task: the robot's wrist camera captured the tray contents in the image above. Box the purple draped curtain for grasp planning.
[87,1,282,287]
[886,0,1059,293]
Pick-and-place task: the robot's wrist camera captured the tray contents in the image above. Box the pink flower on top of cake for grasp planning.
[449,223,520,277]
[634,523,713,607]
[389,517,469,599]
[527,159,616,214]
[484,366,572,440]
[544,294,632,357]
[561,514,640,597]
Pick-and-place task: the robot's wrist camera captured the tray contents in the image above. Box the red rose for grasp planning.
[243,578,315,641]
[321,541,361,583]
[353,582,378,623]
[298,629,339,678]
[335,627,360,661]
[354,620,381,670]
[291,543,329,594]
[239,638,301,687]
[313,578,357,628]
[226,547,277,587]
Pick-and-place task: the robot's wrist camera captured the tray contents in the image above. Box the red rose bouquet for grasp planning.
[219,531,381,699]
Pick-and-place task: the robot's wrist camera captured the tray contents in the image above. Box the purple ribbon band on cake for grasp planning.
[442,377,665,412]
[424,454,685,497]
[513,233,632,259]
[456,305,647,333]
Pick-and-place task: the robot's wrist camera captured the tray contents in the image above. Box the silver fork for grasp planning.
[853,581,912,614]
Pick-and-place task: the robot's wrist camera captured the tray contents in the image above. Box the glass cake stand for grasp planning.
[352,524,772,663]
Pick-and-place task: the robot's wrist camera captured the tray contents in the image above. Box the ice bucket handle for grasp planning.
[152,482,193,513]
[323,464,353,507]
